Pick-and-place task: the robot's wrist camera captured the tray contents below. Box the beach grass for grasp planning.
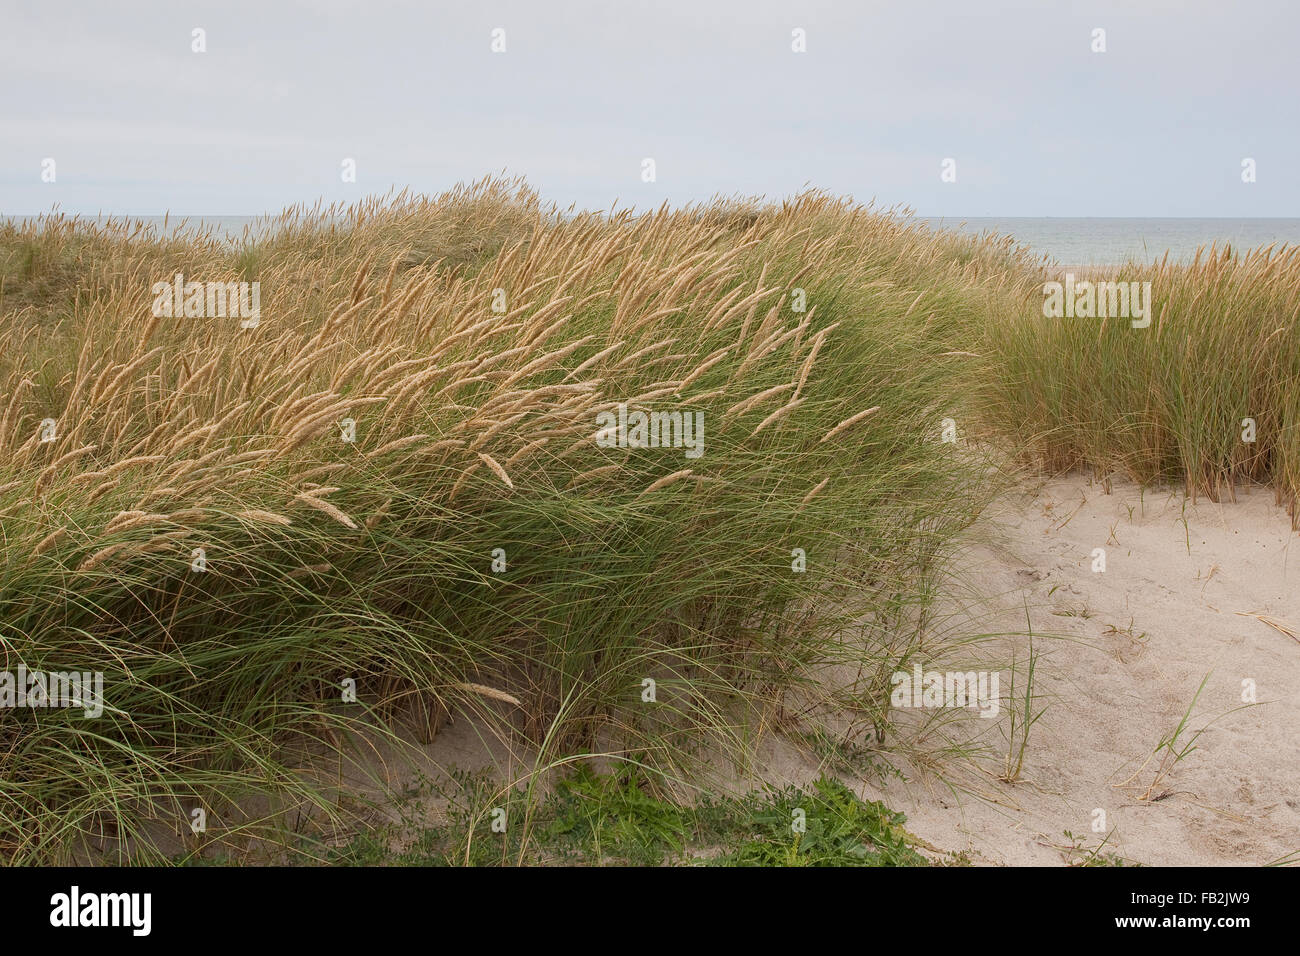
[0,177,1029,863]
[978,246,1300,517]
[6,177,1297,864]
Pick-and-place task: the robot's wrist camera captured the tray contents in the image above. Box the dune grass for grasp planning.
[979,246,1300,518]
[7,177,1295,865]
[0,177,1035,864]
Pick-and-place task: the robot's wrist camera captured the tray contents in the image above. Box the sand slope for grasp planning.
[883,473,1300,865]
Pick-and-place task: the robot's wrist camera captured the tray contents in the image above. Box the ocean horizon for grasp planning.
[921,217,1300,267]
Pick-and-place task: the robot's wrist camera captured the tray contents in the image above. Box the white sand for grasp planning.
[859,472,1300,865]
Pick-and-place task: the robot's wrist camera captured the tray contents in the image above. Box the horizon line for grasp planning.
[5,211,1300,221]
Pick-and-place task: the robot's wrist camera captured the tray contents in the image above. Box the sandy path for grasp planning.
[874,473,1300,865]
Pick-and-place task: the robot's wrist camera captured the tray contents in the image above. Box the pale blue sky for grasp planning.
[1,0,1295,216]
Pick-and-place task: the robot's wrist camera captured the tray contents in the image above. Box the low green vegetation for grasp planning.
[323,767,930,867]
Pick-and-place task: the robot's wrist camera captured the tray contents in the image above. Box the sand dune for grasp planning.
[883,473,1300,865]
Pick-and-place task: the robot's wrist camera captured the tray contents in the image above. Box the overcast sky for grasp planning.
[2,0,1296,217]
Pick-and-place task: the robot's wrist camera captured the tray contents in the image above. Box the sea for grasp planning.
[919,217,1300,267]
[6,214,1300,267]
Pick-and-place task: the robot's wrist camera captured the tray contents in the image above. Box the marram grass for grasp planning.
[979,246,1300,519]
[0,177,1028,863]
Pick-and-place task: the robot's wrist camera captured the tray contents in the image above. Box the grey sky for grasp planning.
[2,0,1296,216]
